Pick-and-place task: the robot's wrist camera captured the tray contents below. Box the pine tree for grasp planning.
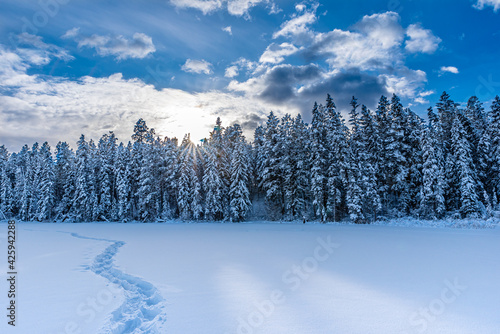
[405,109,424,212]
[420,110,446,218]
[359,104,381,221]
[37,142,55,221]
[28,143,40,220]
[489,96,500,206]
[310,103,329,222]
[159,137,178,219]
[203,120,226,220]
[73,135,92,221]
[97,132,117,220]
[228,125,251,222]
[137,140,159,221]
[115,142,132,221]
[451,116,479,217]
[260,111,284,219]
[54,142,75,220]
[177,134,201,220]
[375,95,391,215]
[346,97,364,223]
[289,114,311,219]
[325,94,348,222]
[387,94,409,214]
[0,146,13,218]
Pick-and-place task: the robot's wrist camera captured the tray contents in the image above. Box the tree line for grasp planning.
[0,92,499,223]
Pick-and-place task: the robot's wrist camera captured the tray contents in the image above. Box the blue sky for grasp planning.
[1,0,500,150]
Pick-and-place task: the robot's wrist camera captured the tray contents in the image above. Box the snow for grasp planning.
[0,221,499,333]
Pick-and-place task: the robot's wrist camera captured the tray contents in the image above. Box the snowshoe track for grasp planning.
[70,233,167,334]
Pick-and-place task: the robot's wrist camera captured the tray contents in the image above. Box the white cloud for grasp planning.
[70,32,156,60]
[169,0,276,18]
[259,43,299,64]
[0,47,283,150]
[227,0,268,18]
[405,24,441,54]
[61,27,80,39]
[16,33,73,64]
[307,12,404,71]
[181,59,213,75]
[169,0,222,14]
[474,0,500,11]
[228,10,438,108]
[381,69,427,100]
[295,4,306,12]
[440,66,459,74]
[272,6,317,40]
[222,26,232,35]
[225,65,239,77]
[354,12,404,49]
[82,33,156,60]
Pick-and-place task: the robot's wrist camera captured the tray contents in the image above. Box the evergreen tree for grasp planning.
[288,114,311,219]
[325,94,348,221]
[203,120,226,220]
[489,96,500,205]
[54,142,75,220]
[115,142,132,221]
[451,116,479,217]
[359,104,381,220]
[0,146,13,218]
[310,103,329,222]
[37,142,55,220]
[97,132,117,220]
[73,135,92,221]
[260,111,284,219]
[228,124,251,222]
[420,110,446,218]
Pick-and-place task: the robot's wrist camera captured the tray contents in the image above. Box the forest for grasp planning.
[0,92,499,223]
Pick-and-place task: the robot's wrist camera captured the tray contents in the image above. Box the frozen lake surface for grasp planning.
[0,221,498,334]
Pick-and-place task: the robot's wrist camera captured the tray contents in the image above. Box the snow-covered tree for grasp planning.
[420,109,446,218]
[37,142,55,221]
[228,124,251,222]
[451,116,480,217]
[260,111,284,219]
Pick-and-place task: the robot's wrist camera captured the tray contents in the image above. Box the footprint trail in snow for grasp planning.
[69,232,167,334]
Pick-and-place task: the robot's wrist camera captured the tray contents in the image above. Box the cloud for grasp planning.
[228,64,324,103]
[15,33,73,65]
[273,4,318,40]
[222,26,232,35]
[440,66,459,74]
[61,27,80,39]
[381,68,428,100]
[405,24,441,54]
[169,0,222,14]
[228,62,389,118]
[474,0,500,11]
[225,65,239,77]
[181,59,213,75]
[227,0,270,18]
[305,12,404,71]
[259,43,299,64]
[65,30,156,60]
[0,46,286,151]
[227,8,437,113]
[169,0,276,18]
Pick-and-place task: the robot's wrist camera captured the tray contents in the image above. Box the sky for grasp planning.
[1,0,500,151]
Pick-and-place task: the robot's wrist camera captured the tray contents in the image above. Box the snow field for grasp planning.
[0,221,498,334]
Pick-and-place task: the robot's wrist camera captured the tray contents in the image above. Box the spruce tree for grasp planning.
[451,116,479,217]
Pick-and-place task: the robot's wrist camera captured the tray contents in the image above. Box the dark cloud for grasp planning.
[297,69,388,121]
[258,64,323,103]
[238,112,266,131]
